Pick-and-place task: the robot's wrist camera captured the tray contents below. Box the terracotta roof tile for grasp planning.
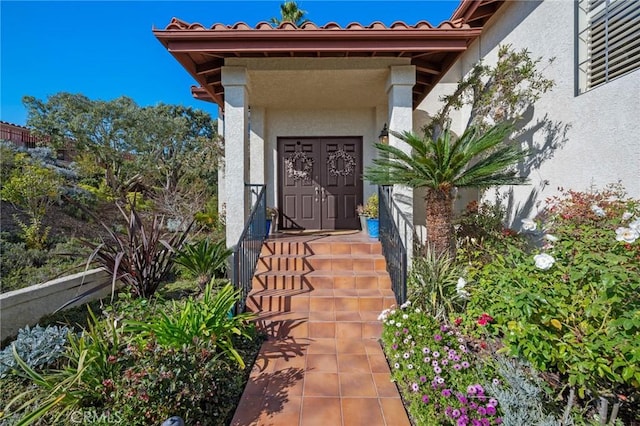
[162,17,470,32]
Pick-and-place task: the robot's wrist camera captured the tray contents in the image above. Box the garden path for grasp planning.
[230,232,411,426]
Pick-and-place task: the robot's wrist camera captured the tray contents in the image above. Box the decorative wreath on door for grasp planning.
[285,151,314,181]
[327,149,356,177]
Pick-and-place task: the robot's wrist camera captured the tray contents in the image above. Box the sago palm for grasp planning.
[364,122,528,255]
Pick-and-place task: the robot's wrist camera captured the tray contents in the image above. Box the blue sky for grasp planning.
[1,1,460,125]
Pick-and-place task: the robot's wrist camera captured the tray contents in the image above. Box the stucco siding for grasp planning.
[417,0,640,226]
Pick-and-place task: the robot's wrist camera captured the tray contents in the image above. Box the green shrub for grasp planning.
[125,283,255,368]
[0,237,89,293]
[5,309,123,425]
[174,238,232,290]
[105,339,252,425]
[465,185,640,400]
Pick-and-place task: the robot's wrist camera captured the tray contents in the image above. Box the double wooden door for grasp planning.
[278,137,362,230]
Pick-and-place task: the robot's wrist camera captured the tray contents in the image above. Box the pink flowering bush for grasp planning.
[380,303,503,425]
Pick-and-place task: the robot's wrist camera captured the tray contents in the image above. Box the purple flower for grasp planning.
[461,361,470,368]
[477,406,487,416]
[434,334,442,341]
[392,344,398,350]
[488,398,498,407]
[403,328,409,334]
[411,382,419,392]
[442,359,449,366]
[432,360,439,367]
[457,419,468,426]
[433,351,440,358]
[453,363,462,370]
[424,357,431,363]
[441,389,452,397]
[495,418,503,424]
[486,405,496,416]
[434,366,442,374]
[472,420,482,426]
[452,409,461,418]
[440,324,449,332]
[453,355,461,361]
[492,378,500,386]
[422,347,431,354]
[469,402,478,409]
[475,384,485,395]
[481,419,490,426]
[467,385,477,395]
[457,393,468,404]
[422,394,429,403]
[419,376,427,382]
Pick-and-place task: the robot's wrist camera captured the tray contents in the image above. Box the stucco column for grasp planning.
[222,67,250,247]
[249,106,265,186]
[387,65,416,263]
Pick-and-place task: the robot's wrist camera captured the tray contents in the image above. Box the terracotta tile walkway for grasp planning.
[230,232,411,426]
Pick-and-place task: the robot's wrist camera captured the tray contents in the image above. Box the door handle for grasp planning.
[315,186,319,202]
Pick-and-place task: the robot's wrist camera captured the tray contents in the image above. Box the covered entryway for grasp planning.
[278,137,362,230]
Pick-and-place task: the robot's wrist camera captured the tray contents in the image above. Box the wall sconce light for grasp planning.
[378,123,389,145]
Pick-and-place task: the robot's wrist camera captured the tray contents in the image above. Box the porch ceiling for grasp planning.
[153,0,504,110]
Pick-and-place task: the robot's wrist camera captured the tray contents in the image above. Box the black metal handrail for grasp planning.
[231,184,267,313]
[378,185,414,304]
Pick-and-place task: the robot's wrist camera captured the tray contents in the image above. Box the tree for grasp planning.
[23,93,141,196]
[364,123,528,256]
[133,104,220,222]
[270,1,309,26]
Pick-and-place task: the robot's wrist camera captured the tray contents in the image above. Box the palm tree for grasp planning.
[270,1,309,27]
[364,122,528,256]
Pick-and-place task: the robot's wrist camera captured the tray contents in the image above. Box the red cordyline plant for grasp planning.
[83,203,193,299]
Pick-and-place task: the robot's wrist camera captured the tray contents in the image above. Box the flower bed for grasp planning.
[382,185,639,425]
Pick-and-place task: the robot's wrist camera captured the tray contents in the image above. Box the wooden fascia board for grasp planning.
[156,29,482,54]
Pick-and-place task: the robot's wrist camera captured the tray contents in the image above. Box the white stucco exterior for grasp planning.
[219,57,416,245]
[416,0,640,227]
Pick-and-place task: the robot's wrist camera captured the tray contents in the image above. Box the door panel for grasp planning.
[279,137,362,230]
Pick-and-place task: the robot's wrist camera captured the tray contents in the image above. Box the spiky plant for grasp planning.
[365,122,528,256]
[174,238,232,290]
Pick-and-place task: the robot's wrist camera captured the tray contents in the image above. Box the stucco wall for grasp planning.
[416,0,640,227]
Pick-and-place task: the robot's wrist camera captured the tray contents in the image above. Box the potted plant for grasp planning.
[266,207,278,235]
[356,204,367,232]
[363,194,379,238]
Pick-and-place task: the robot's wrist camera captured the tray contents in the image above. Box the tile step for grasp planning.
[252,270,392,290]
[256,254,387,273]
[261,240,382,256]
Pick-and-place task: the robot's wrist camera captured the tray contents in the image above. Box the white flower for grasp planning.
[400,300,411,309]
[543,234,559,242]
[388,320,395,326]
[629,219,640,233]
[615,227,639,244]
[396,322,402,327]
[591,205,606,217]
[521,218,537,231]
[414,308,421,314]
[534,253,555,270]
[456,277,466,291]
[402,314,409,320]
[622,211,634,221]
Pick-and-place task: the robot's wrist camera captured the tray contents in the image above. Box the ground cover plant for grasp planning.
[381,184,639,425]
[0,282,262,425]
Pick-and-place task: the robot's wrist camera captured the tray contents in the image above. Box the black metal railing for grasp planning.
[231,184,267,313]
[378,185,414,304]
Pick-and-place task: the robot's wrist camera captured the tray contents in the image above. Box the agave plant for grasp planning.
[82,202,193,299]
[174,238,232,290]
